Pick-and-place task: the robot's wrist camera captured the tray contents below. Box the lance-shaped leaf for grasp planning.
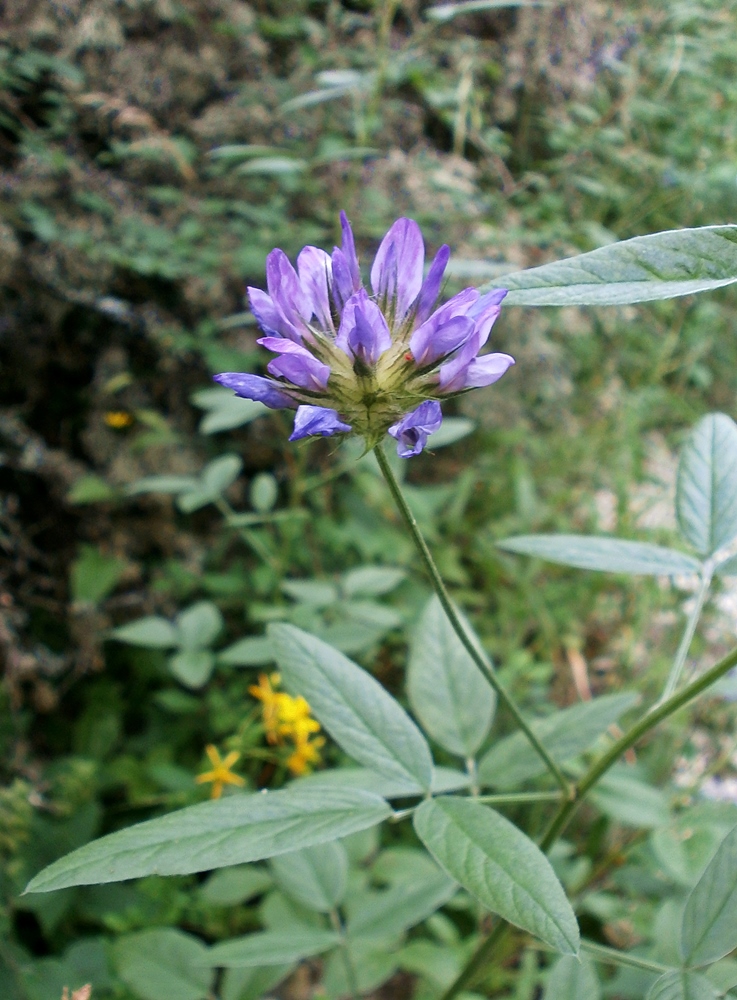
[207,929,340,968]
[676,413,737,557]
[24,787,391,893]
[479,693,638,789]
[498,535,700,576]
[270,623,433,791]
[681,822,737,967]
[407,595,496,758]
[486,225,737,306]
[346,870,457,941]
[645,971,718,1000]
[269,841,348,912]
[413,797,579,955]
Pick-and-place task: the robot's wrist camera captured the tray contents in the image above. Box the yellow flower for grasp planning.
[103,410,134,429]
[249,673,283,743]
[286,734,326,776]
[195,745,245,799]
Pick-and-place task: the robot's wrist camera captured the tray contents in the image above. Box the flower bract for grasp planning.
[215,213,514,456]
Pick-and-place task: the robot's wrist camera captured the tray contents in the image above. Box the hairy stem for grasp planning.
[658,568,712,703]
[441,639,737,1000]
[374,442,570,793]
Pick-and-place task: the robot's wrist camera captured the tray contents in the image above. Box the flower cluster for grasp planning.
[215,213,514,457]
[249,673,325,776]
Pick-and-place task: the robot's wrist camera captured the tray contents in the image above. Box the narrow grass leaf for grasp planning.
[487,225,737,306]
[413,797,580,954]
[24,787,391,892]
[207,929,340,968]
[682,822,737,966]
[408,595,496,757]
[498,535,700,576]
[269,841,348,912]
[676,413,737,557]
[270,623,434,791]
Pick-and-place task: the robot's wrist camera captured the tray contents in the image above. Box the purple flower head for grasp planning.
[289,405,352,441]
[388,401,443,458]
[215,213,512,456]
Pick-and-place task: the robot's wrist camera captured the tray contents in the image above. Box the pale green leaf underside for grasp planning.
[645,971,718,1000]
[676,413,737,557]
[207,929,340,968]
[682,822,737,967]
[479,693,639,789]
[498,535,700,576]
[270,623,434,791]
[413,797,579,955]
[486,225,737,306]
[25,787,391,893]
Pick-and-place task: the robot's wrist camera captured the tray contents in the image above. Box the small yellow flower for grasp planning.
[286,734,326,776]
[103,410,134,429]
[249,673,283,743]
[195,745,245,799]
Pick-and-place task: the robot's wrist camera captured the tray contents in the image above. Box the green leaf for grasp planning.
[202,454,243,494]
[407,595,496,758]
[323,940,398,997]
[269,841,348,912]
[589,765,670,829]
[413,797,580,954]
[221,965,291,1000]
[250,472,278,513]
[270,623,434,791]
[169,649,215,688]
[70,545,127,604]
[487,226,737,306]
[24,787,391,892]
[110,615,178,648]
[125,474,199,496]
[67,474,118,504]
[479,693,638,789]
[346,871,457,940]
[682,822,737,967]
[199,866,272,907]
[425,417,476,448]
[543,954,600,1000]
[112,928,214,1000]
[676,414,737,557]
[281,579,339,606]
[175,601,224,650]
[191,388,268,434]
[645,971,718,1000]
[498,535,701,576]
[340,566,406,597]
[292,765,470,798]
[217,636,274,666]
[207,929,340,968]
[428,0,545,22]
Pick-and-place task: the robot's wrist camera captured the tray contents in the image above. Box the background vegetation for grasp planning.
[4,0,737,997]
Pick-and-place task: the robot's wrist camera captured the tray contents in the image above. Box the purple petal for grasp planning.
[335,291,392,365]
[388,400,443,458]
[266,249,310,334]
[265,341,331,390]
[297,246,334,331]
[331,248,354,312]
[247,287,302,342]
[437,331,482,392]
[340,211,361,291]
[461,352,515,388]
[410,315,474,367]
[289,405,352,441]
[415,244,450,326]
[469,288,507,348]
[371,218,425,320]
[213,372,292,409]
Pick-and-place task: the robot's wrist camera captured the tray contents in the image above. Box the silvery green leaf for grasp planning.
[207,929,340,968]
[113,929,213,1000]
[340,566,406,597]
[414,797,579,954]
[110,615,178,649]
[292,765,469,799]
[479,693,638,789]
[427,0,545,22]
[408,595,496,758]
[125,475,199,496]
[217,637,274,666]
[269,841,348,912]
[199,866,272,907]
[346,871,457,941]
[486,225,737,306]
[250,472,278,513]
[676,414,737,556]
[177,488,219,513]
[221,965,291,1000]
[169,650,215,689]
[270,624,434,791]
[543,954,600,1000]
[426,417,476,449]
[682,822,737,967]
[281,579,339,606]
[175,601,224,650]
[24,787,391,893]
[645,971,718,1000]
[202,454,243,495]
[237,157,307,175]
[498,535,701,576]
[589,766,670,829]
[191,388,268,434]
[322,940,398,997]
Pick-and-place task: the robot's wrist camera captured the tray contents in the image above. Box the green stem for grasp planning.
[330,909,359,1000]
[474,791,563,806]
[658,568,712,703]
[374,442,571,794]
[579,939,670,974]
[441,638,737,1000]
